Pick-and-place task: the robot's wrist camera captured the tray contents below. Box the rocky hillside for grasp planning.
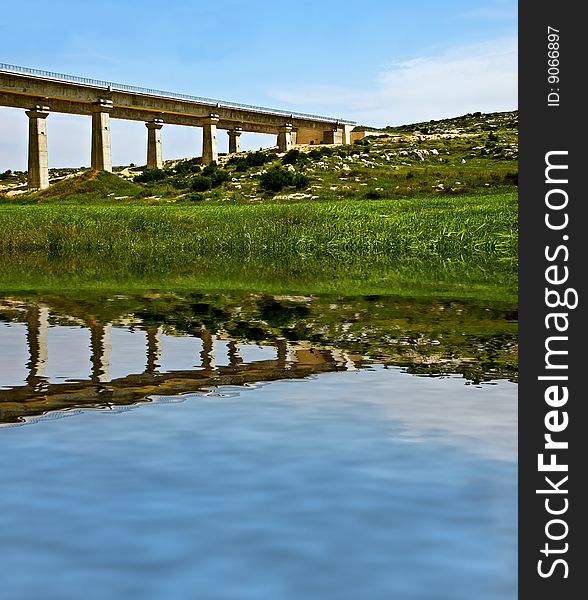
[0,110,517,204]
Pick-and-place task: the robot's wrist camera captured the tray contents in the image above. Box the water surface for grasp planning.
[0,292,517,599]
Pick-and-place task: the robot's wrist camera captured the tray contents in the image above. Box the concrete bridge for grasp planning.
[0,64,356,189]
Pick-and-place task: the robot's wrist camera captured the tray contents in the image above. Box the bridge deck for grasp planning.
[0,63,355,134]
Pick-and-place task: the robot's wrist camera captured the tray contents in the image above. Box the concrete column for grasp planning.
[277,124,293,152]
[146,120,164,169]
[202,113,219,165]
[227,127,242,154]
[25,107,50,190]
[91,100,113,172]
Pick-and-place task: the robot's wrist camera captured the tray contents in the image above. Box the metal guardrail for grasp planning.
[0,63,355,125]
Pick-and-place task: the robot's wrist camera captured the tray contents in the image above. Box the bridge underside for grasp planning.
[0,68,356,188]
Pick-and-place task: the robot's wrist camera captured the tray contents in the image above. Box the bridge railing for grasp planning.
[0,63,355,125]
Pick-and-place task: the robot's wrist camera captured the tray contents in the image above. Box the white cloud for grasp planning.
[270,36,517,126]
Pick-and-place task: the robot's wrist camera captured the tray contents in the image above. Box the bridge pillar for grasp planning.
[91,100,113,172]
[227,127,242,154]
[146,120,164,169]
[202,114,219,165]
[277,124,293,152]
[25,107,50,190]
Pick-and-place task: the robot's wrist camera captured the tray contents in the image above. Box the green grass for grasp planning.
[0,253,516,301]
[0,193,516,258]
[31,170,144,204]
[0,112,518,300]
[0,192,516,300]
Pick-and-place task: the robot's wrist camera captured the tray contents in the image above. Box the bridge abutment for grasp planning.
[146,120,164,169]
[25,107,50,190]
[91,100,113,172]
[202,114,219,165]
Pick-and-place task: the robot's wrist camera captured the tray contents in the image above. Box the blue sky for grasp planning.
[0,0,517,170]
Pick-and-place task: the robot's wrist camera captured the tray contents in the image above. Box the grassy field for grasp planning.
[0,111,518,300]
[0,192,517,300]
[0,193,516,257]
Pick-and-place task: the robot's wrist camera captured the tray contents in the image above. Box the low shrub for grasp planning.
[281,149,301,165]
[259,167,291,192]
[174,158,201,175]
[292,173,310,189]
[247,151,272,167]
[187,163,230,191]
[174,159,200,175]
[211,169,230,187]
[259,167,309,192]
[227,151,273,172]
[191,176,213,191]
[229,157,249,171]
[201,162,218,177]
[133,168,167,183]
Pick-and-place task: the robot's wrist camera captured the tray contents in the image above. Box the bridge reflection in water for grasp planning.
[1,303,360,425]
